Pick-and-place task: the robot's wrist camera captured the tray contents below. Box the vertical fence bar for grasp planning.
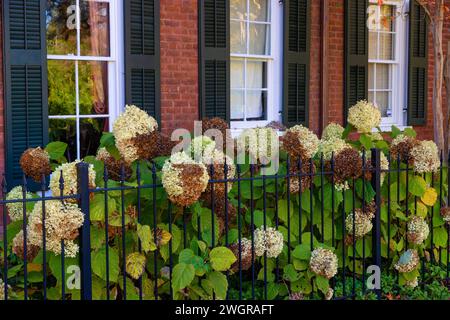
[370,149,382,300]
[41,174,47,300]
[77,162,92,300]
[103,166,110,300]
[2,176,7,301]
[21,177,28,300]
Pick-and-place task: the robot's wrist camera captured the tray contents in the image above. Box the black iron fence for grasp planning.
[1,149,449,300]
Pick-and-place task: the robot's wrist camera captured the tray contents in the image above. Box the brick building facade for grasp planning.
[0,0,449,186]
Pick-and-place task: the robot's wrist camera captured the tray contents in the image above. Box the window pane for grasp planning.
[46,0,77,55]
[231,0,246,19]
[80,118,108,158]
[48,60,76,115]
[376,64,390,90]
[231,59,245,88]
[247,61,266,88]
[368,92,375,105]
[80,0,110,56]
[231,90,245,120]
[231,20,247,53]
[249,0,269,22]
[249,23,269,55]
[379,33,394,60]
[369,31,378,60]
[375,92,390,117]
[78,61,109,115]
[49,119,77,162]
[380,5,395,32]
[246,91,265,119]
[369,64,375,89]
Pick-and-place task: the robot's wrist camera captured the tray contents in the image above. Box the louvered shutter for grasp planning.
[283,0,311,128]
[408,0,428,125]
[3,0,48,187]
[344,0,368,122]
[199,0,230,120]
[124,0,160,122]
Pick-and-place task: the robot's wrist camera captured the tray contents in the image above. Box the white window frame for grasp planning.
[47,0,125,158]
[230,0,283,133]
[368,0,409,131]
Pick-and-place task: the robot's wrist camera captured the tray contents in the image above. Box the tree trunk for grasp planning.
[446,42,450,155]
[431,0,445,152]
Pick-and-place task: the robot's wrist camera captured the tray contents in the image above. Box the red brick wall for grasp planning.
[159,0,199,136]
[308,1,322,134]
[327,0,345,126]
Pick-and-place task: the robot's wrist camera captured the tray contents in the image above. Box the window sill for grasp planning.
[378,125,411,133]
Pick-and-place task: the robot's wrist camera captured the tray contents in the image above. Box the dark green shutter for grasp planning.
[408,0,428,125]
[199,0,230,120]
[344,0,368,122]
[3,0,48,187]
[124,0,160,122]
[283,0,311,128]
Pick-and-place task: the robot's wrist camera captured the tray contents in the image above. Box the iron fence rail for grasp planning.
[0,149,449,300]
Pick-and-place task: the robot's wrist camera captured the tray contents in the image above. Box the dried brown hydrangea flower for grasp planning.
[20,147,52,182]
[162,152,209,207]
[12,230,40,262]
[282,125,319,161]
[390,135,418,163]
[154,132,176,158]
[441,207,450,224]
[288,159,315,194]
[202,117,233,152]
[206,197,237,223]
[128,131,160,160]
[96,148,132,181]
[333,148,364,183]
[229,238,254,272]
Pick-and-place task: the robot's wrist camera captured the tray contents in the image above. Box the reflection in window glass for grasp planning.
[46,0,77,55]
[47,0,113,159]
[48,60,76,115]
[78,61,109,115]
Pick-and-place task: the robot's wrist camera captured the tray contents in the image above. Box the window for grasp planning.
[368,0,408,128]
[230,0,283,129]
[46,0,123,160]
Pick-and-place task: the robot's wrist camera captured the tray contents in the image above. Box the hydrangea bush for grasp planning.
[0,101,448,300]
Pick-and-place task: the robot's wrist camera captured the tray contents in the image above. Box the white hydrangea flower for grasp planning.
[347,100,381,133]
[318,138,351,161]
[322,123,345,141]
[309,247,338,279]
[253,227,284,258]
[49,160,96,201]
[28,200,84,258]
[410,140,440,173]
[237,128,279,164]
[6,186,33,222]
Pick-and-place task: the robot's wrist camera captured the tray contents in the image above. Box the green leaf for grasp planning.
[283,264,299,282]
[292,243,311,261]
[403,127,417,138]
[92,247,120,283]
[409,176,427,197]
[207,271,228,300]
[359,134,373,150]
[278,200,294,223]
[172,263,195,292]
[434,227,448,248]
[391,125,402,139]
[90,194,116,222]
[209,247,237,271]
[45,141,68,160]
[315,275,330,295]
[137,224,157,253]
